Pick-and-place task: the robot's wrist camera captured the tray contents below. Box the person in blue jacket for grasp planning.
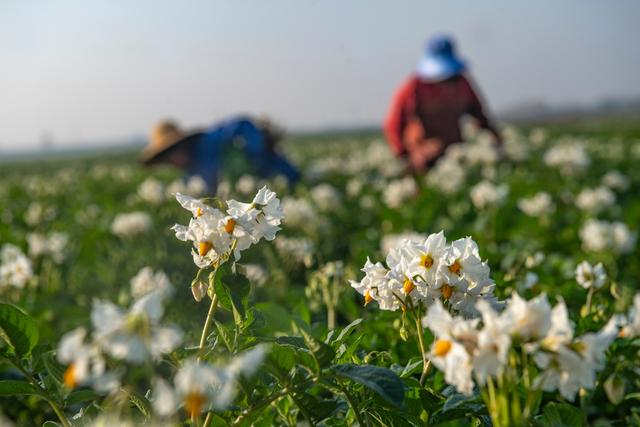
[141,116,300,193]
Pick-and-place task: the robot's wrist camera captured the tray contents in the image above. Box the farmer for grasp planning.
[140,116,301,193]
[384,35,502,172]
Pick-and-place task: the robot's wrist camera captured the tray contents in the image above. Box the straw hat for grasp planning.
[140,120,200,164]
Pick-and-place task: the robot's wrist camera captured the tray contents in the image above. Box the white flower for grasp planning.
[227,186,284,242]
[24,201,56,226]
[518,192,554,217]
[235,174,258,196]
[111,212,152,238]
[436,237,491,292]
[575,186,615,214]
[427,157,466,195]
[580,219,636,254]
[383,177,417,209]
[544,143,590,173]
[153,346,267,417]
[423,301,477,395]
[57,328,120,393]
[173,189,283,265]
[380,232,427,255]
[91,291,183,364]
[137,177,165,205]
[172,205,232,268]
[502,293,551,341]
[404,231,447,286]
[575,261,606,290]
[274,236,315,268]
[346,177,364,198]
[0,244,33,289]
[621,294,640,338]
[27,232,68,264]
[130,267,174,298]
[242,263,268,287]
[349,258,401,311]
[281,197,321,230]
[601,170,629,191]
[469,181,508,209]
[474,300,511,385]
[310,183,342,211]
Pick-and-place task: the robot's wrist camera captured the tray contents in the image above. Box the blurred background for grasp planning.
[1,0,639,154]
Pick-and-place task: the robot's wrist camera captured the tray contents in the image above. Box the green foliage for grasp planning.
[0,303,39,357]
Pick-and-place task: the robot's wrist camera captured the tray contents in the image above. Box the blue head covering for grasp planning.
[416,35,466,82]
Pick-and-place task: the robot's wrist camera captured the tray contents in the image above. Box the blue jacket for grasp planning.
[187,116,300,192]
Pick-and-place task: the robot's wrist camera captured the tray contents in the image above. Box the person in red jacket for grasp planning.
[384,35,502,172]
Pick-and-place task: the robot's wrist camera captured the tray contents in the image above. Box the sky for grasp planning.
[1,0,639,149]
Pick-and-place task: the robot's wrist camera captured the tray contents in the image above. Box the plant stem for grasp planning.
[198,292,219,362]
[413,311,431,386]
[486,376,499,427]
[327,305,336,331]
[339,382,367,427]
[8,358,71,427]
[585,287,595,315]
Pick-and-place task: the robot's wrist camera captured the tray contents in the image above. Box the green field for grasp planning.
[0,119,639,426]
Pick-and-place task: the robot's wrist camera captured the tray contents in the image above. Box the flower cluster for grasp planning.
[351,231,497,317]
[575,186,616,214]
[172,186,283,268]
[111,212,152,238]
[470,180,509,210]
[383,176,417,209]
[58,289,182,392]
[0,244,33,289]
[579,219,636,254]
[27,232,68,264]
[517,192,555,217]
[130,266,174,298]
[543,142,590,173]
[423,293,622,400]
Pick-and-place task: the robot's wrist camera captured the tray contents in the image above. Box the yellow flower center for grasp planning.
[403,277,415,295]
[433,339,452,357]
[224,218,236,234]
[184,392,206,417]
[441,284,453,300]
[63,363,78,389]
[198,242,213,257]
[420,254,434,269]
[448,260,462,276]
[195,207,203,217]
[364,290,373,306]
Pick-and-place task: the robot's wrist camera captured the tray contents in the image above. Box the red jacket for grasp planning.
[384,74,493,161]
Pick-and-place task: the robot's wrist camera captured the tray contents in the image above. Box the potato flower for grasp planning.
[57,327,120,393]
[575,261,606,290]
[91,290,183,364]
[0,244,33,289]
[153,346,267,417]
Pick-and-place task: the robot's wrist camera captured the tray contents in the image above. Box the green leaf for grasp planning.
[129,390,152,418]
[275,336,307,349]
[331,363,406,408]
[333,318,363,345]
[66,389,99,405]
[535,402,584,427]
[0,380,43,396]
[299,328,335,369]
[0,303,39,357]
[42,422,62,427]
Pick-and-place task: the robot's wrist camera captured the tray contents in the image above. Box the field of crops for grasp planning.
[1,121,639,426]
